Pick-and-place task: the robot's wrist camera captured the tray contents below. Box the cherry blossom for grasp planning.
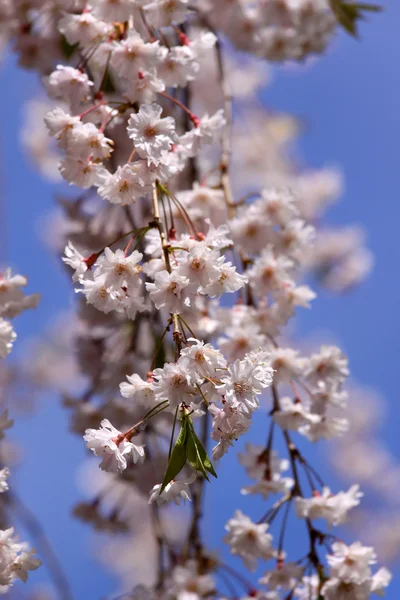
[127,103,177,162]
[0,1,389,597]
[84,419,145,473]
[224,510,275,571]
[294,485,363,527]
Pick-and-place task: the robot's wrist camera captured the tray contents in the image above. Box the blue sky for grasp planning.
[1,3,399,598]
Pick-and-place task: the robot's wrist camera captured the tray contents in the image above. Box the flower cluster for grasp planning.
[45,70,224,195]
[239,444,294,499]
[0,528,41,591]
[208,0,338,61]
[272,344,350,441]
[209,349,274,460]
[0,270,39,359]
[321,542,391,600]
[0,0,388,598]
[85,340,273,507]
[0,269,41,593]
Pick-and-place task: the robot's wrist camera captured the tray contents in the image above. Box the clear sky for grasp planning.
[1,2,399,598]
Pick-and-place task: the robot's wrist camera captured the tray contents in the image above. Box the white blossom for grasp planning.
[203,261,247,298]
[239,445,293,499]
[144,0,189,27]
[148,474,196,506]
[247,247,294,296]
[2,4,391,598]
[269,347,308,382]
[176,243,221,291]
[84,419,145,473]
[301,414,349,441]
[273,397,319,431]
[119,373,156,409]
[167,559,215,599]
[63,241,88,283]
[327,541,378,583]
[259,562,304,590]
[146,270,192,313]
[59,157,107,189]
[77,275,117,314]
[95,248,143,290]
[66,122,113,161]
[0,270,39,319]
[98,163,148,205]
[224,510,274,571]
[127,103,177,162]
[111,32,166,77]
[46,66,93,110]
[305,345,349,387]
[58,12,112,47]
[216,355,272,417]
[0,468,10,493]
[294,575,319,600]
[179,110,225,156]
[0,319,16,359]
[152,361,195,408]
[179,338,226,383]
[91,0,137,22]
[44,108,81,148]
[0,528,41,589]
[294,485,363,527]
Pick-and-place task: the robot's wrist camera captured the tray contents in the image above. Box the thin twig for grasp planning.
[150,502,165,589]
[151,182,171,272]
[271,385,323,569]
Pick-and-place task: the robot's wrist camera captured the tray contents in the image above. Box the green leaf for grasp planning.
[60,36,78,59]
[160,419,188,493]
[160,415,217,495]
[331,1,360,36]
[157,181,173,199]
[352,2,383,11]
[186,421,217,480]
[186,432,210,481]
[330,0,382,37]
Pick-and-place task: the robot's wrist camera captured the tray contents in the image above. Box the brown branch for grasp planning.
[150,502,165,589]
[151,182,171,272]
[271,384,323,568]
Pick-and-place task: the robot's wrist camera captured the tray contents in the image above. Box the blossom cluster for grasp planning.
[208,0,338,61]
[40,0,390,597]
[0,0,389,598]
[0,270,39,359]
[0,0,342,73]
[0,269,40,593]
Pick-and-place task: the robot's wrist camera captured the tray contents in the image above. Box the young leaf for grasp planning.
[160,419,188,493]
[186,432,210,481]
[352,2,383,11]
[331,1,360,36]
[186,422,217,480]
[330,0,382,37]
